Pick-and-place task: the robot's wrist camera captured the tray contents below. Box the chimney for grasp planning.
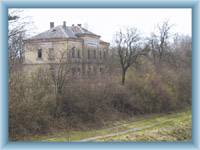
[50,22,54,29]
[63,21,66,28]
[77,24,82,27]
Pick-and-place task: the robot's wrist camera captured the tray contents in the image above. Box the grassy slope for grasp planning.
[22,109,192,142]
[97,110,192,142]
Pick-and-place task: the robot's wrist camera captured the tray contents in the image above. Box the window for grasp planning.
[38,49,42,59]
[77,49,80,58]
[82,66,85,75]
[72,47,75,58]
[100,67,103,73]
[99,50,102,59]
[77,67,81,75]
[93,66,97,74]
[88,49,90,59]
[87,65,91,74]
[72,67,76,76]
[94,50,96,59]
[103,51,106,59]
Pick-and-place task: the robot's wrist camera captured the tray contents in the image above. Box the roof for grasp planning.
[27,25,100,40]
[100,40,110,45]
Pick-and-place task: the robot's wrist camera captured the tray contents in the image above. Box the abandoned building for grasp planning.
[23,21,110,76]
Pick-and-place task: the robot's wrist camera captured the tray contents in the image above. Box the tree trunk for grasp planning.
[121,70,126,85]
[55,92,62,118]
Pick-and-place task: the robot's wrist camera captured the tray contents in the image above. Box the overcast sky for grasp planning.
[13,8,191,44]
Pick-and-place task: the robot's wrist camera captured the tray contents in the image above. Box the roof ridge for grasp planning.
[59,26,69,38]
[26,24,101,40]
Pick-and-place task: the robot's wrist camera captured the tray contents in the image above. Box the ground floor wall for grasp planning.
[22,63,107,78]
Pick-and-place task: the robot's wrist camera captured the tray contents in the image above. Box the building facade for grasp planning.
[23,21,110,76]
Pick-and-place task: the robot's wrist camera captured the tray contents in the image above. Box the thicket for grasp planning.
[9,54,191,140]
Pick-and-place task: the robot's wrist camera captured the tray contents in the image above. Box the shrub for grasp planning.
[9,69,55,139]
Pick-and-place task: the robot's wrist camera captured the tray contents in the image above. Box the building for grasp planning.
[23,21,110,76]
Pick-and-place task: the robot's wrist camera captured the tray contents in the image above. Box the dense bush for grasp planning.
[58,80,126,128]
[9,69,55,139]
[124,62,191,114]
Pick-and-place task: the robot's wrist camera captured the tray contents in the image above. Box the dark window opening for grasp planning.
[77,49,80,58]
[100,51,102,59]
[38,49,42,59]
[72,47,75,58]
[87,66,91,75]
[103,51,106,59]
[93,66,97,74]
[82,66,85,75]
[77,68,81,75]
[94,50,96,59]
[88,49,90,59]
[72,67,76,76]
[100,67,103,73]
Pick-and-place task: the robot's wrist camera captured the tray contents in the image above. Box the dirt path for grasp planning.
[78,122,161,142]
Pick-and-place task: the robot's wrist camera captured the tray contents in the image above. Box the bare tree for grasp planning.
[157,21,172,62]
[172,34,192,69]
[9,10,23,71]
[8,9,33,72]
[115,28,146,85]
[148,33,158,64]
[148,21,173,65]
[49,51,71,116]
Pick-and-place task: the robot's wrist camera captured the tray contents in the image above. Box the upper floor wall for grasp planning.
[24,39,109,65]
[23,38,82,64]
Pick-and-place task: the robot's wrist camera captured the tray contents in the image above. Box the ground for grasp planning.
[21,109,192,142]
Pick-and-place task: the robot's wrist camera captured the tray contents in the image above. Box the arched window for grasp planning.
[38,49,42,59]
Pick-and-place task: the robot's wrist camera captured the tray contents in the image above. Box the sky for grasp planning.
[12,8,192,44]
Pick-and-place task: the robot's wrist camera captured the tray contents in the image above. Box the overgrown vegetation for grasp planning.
[11,109,191,141]
[9,51,191,140]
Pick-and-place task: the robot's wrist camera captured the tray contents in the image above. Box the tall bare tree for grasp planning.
[115,28,146,85]
[172,34,192,69]
[8,9,33,72]
[49,51,71,116]
[147,21,173,65]
[157,21,172,63]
